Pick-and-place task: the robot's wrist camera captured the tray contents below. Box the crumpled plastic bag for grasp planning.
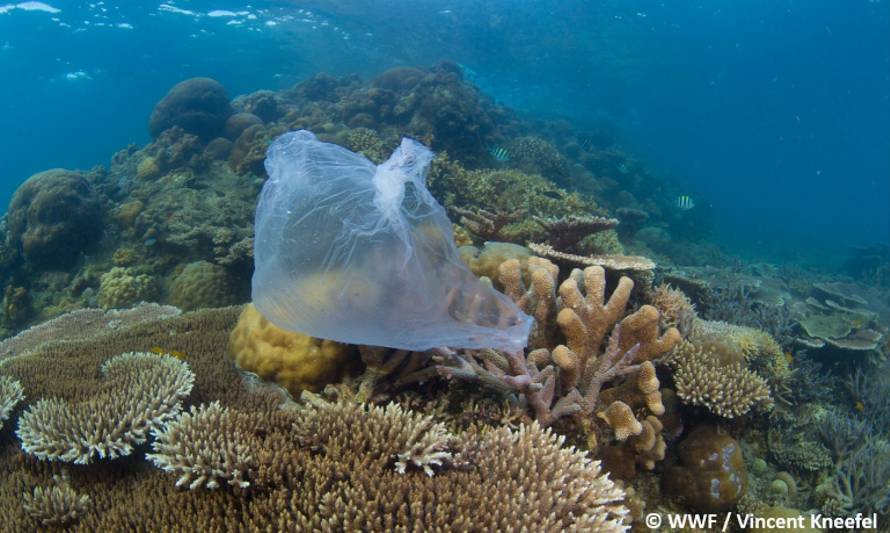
[252,130,532,352]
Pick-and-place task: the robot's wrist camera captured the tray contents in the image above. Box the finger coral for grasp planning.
[0,375,24,429]
[17,351,194,464]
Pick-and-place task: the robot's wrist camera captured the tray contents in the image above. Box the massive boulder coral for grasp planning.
[227,304,358,397]
[665,426,748,512]
[5,169,102,269]
[148,77,233,140]
[167,261,237,311]
[16,351,194,464]
[97,267,157,310]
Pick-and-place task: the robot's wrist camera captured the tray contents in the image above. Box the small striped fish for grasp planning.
[676,195,695,210]
[489,145,510,162]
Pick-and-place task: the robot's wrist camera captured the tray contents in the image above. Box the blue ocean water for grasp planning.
[1,0,887,266]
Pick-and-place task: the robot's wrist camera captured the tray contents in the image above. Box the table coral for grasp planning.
[227,304,358,397]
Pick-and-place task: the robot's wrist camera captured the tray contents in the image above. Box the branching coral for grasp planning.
[667,338,773,418]
[0,375,24,429]
[22,477,91,528]
[651,283,697,338]
[147,396,629,531]
[148,401,257,490]
[435,262,680,437]
[16,351,194,464]
[294,396,455,478]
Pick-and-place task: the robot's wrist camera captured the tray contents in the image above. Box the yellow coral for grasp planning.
[228,304,358,396]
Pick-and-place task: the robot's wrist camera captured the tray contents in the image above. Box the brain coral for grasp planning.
[5,169,102,268]
[168,261,237,311]
[148,77,232,140]
[227,304,358,396]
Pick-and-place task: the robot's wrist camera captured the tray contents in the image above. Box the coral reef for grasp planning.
[147,401,255,490]
[16,351,194,464]
[22,477,91,528]
[0,307,631,531]
[227,304,358,397]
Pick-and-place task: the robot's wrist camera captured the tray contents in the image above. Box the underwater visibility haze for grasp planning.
[0,0,889,531]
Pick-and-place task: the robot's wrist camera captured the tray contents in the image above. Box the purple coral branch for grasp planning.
[432,347,581,427]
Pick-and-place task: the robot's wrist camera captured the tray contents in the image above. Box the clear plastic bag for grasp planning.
[252,130,532,351]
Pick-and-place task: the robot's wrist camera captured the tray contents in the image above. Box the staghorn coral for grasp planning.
[0,375,24,429]
[294,396,455,478]
[667,338,773,418]
[16,351,195,464]
[148,401,256,490]
[97,267,157,310]
[227,304,358,397]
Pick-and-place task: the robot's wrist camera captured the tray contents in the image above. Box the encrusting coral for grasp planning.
[0,375,24,430]
[227,304,359,397]
[16,351,194,464]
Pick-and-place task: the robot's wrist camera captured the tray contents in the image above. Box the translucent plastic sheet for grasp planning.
[253,130,532,351]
